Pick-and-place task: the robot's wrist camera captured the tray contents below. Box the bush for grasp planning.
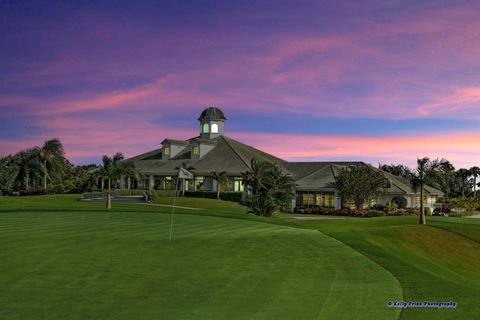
[385,201,399,215]
[121,189,176,197]
[367,209,385,217]
[184,191,244,203]
[391,196,408,209]
[371,204,385,211]
[219,192,244,203]
[405,208,420,216]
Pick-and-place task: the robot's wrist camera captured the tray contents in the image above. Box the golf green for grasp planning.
[0,196,400,319]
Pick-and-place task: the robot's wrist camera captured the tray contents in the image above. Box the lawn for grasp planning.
[0,195,401,320]
[289,215,480,319]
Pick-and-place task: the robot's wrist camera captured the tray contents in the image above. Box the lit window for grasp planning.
[234,177,244,192]
[192,146,199,155]
[195,177,204,191]
[164,147,170,156]
[302,193,314,205]
[211,123,219,133]
[203,123,209,133]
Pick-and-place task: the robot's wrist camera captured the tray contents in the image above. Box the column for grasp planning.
[335,191,341,210]
[149,175,154,190]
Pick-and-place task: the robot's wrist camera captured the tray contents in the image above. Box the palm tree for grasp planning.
[40,139,65,192]
[455,168,471,197]
[99,152,131,209]
[16,148,41,190]
[469,166,480,199]
[412,157,439,225]
[0,155,20,195]
[210,171,227,200]
[242,159,295,216]
[124,163,145,192]
[438,159,455,201]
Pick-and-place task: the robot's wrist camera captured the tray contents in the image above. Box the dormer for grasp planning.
[191,138,217,160]
[161,139,189,160]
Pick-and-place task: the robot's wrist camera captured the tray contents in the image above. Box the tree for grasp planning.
[210,171,227,200]
[412,157,440,225]
[0,155,19,195]
[437,159,455,201]
[454,168,472,198]
[242,159,296,216]
[469,166,480,199]
[335,164,389,209]
[40,139,65,192]
[379,163,414,180]
[16,148,41,190]
[98,153,131,209]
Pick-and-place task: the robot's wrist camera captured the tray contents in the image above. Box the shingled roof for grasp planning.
[128,135,286,176]
[128,135,443,196]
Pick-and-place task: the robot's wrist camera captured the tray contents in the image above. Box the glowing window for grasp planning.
[164,147,170,156]
[211,123,219,133]
[202,123,209,133]
[192,146,199,155]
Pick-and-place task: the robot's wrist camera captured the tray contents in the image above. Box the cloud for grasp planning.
[417,86,480,118]
[230,130,480,169]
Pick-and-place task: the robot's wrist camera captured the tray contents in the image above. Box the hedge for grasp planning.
[184,191,244,203]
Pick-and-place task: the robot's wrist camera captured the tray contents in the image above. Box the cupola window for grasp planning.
[202,123,210,133]
[211,123,219,133]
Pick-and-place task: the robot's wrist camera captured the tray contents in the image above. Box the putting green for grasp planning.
[0,196,401,319]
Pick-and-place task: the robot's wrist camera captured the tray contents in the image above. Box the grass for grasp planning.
[288,216,480,319]
[0,195,401,320]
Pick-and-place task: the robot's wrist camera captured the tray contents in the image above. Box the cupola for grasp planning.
[198,107,226,139]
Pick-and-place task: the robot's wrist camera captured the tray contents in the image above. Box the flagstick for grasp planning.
[169,176,180,243]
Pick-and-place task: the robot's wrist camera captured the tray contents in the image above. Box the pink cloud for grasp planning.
[230,130,480,169]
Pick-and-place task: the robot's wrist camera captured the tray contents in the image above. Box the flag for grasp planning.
[178,167,194,179]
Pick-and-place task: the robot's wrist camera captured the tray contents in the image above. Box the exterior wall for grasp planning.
[377,194,437,208]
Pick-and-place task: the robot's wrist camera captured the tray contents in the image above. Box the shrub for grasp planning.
[184,191,244,203]
[371,204,385,211]
[367,209,385,217]
[219,192,244,203]
[121,189,176,197]
[405,208,420,215]
[391,196,408,209]
[385,201,399,215]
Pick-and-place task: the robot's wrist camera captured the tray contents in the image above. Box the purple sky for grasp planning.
[1,0,480,168]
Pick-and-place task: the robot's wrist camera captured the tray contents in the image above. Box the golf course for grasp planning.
[1,195,479,319]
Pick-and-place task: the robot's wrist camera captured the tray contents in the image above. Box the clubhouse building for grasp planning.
[127,107,442,211]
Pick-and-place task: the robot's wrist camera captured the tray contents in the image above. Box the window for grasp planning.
[163,147,170,156]
[192,146,199,156]
[324,193,335,207]
[302,193,314,206]
[195,177,204,191]
[234,178,244,192]
[165,176,173,190]
[416,195,426,205]
[202,123,209,133]
[211,123,219,133]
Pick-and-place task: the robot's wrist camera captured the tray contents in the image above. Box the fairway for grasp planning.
[0,196,401,320]
[290,216,480,319]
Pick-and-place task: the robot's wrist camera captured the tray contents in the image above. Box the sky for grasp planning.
[1,0,480,168]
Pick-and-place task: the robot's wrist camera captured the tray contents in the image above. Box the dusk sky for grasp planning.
[1,0,480,168]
